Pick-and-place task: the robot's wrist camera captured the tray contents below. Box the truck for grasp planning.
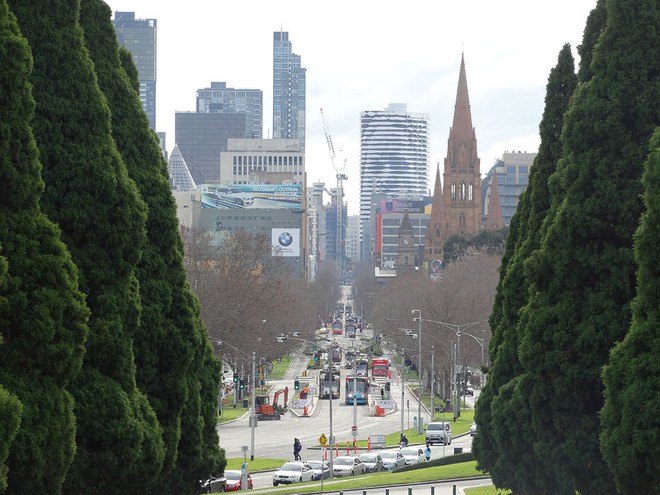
[255,387,289,420]
[371,358,389,378]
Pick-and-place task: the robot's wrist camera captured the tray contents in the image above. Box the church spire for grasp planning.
[443,53,482,236]
[425,162,446,269]
[486,169,503,229]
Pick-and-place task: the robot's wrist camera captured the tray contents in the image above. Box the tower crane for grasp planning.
[320,108,347,277]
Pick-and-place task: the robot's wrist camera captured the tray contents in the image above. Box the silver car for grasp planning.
[378,450,406,471]
[332,456,366,477]
[399,446,425,465]
[272,461,314,486]
[358,452,384,473]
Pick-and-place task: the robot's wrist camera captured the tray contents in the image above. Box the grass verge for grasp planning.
[225,457,287,471]
[464,486,512,495]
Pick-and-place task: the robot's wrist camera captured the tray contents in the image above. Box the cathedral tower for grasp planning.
[443,54,482,235]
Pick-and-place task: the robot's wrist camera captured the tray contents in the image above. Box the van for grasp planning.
[425,421,452,445]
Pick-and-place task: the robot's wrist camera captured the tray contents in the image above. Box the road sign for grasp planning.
[318,433,328,446]
[351,425,357,432]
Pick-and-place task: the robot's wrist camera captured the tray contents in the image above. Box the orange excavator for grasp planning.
[255,387,289,420]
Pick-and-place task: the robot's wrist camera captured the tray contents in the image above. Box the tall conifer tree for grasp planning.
[5,0,165,493]
[0,1,88,492]
[518,0,659,492]
[78,1,224,492]
[474,44,577,494]
[600,128,660,495]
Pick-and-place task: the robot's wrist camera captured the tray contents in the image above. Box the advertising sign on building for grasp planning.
[272,228,300,257]
[380,199,425,213]
[200,184,302,209]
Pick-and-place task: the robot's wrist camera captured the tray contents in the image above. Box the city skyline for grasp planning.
[105,0,597,215]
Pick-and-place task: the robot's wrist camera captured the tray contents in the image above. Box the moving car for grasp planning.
[272,461,314,486]
[358,452,384,473]
[464,387,475,396]
[399,446,425,465]
[378,450,406,471]
[470,422,477,436]
[332,456,366,477]
[425,421,452,445]
[306,460,330,480]
[224,470,253,491]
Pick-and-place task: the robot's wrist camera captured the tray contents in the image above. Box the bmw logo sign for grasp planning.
[278,232,293,247]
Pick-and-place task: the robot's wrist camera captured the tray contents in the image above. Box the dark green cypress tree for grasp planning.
[0,1,89,492]
[577,0,607,84]
[4,0,166,493]
[518,0,659,493]
[78,1,224,492]
[600,128,660,495]
[473,43,577,494]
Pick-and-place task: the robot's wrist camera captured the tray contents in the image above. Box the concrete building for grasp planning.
[345,215,361,267]
[482,151,534,226]
[196,82,263,140]
[113,12,157,131]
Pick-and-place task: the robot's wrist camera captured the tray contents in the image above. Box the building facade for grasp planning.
[273,31,306,152]
[196,82,263,140]
[359,103,430,258]
[175,112,246,185]
[482,151,534,226]
[219,138,304,186]
[113,11,157,130]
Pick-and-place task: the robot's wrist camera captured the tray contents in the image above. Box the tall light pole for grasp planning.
[250,352,256,461]
[411,309,423,434]
[430,346,435,424]
[400,348,405,435]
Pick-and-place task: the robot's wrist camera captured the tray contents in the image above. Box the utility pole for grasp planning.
[250,352,256,461]
[401,348,405,435]
[430,346,435,423]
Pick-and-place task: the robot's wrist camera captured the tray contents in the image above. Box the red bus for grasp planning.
[331,320,343,335]
[371,358,389,378]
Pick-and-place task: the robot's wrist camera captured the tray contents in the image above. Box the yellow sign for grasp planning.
[318,433,328,446]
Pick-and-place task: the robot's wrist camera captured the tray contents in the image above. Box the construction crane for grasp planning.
[320,108,347,277]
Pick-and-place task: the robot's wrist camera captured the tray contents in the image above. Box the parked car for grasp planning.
[272,461,314,486]
[306,460,330,480]
[200,475,226,493]
[425,421,452,445]
[464,387,475,396]
[223,470,252,491]
[470,422,477,436]
[399,446,425,465]
[332,456,366,477]
[378,449,406,471]
[214,186,254,207]
[358,452,384,473]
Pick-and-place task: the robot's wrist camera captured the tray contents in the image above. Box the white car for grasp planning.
[399,446,425,464]
[332,456,366,477]
[378,450,406,471]
[470,422,477,436]
[214,186,254,207]
[272,461,314,486]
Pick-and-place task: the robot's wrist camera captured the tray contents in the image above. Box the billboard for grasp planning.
[271,228,300,257]
[380,199,425,213]
[200,184,303,209]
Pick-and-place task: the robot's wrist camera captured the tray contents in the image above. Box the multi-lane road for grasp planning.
[217,320,480,491]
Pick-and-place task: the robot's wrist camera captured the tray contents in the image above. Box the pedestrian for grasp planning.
[380,388,385,400]
[424,444,431,461]
[293,438,302,460]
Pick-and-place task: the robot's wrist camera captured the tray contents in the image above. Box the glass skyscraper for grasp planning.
[113,12,157,131]
[359,103,430,223]
[273,31,306,151]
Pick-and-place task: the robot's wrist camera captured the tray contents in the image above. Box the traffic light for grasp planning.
[294,379,300,391]
[239,379,245,390]
[314,352,320,362]
[385,382,391,392]
[233,373,238,384]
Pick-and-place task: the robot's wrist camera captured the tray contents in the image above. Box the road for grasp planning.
[217,288,481,490]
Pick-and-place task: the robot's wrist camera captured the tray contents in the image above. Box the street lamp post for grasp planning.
[411,309,423,434]
[250,352,256,461]
[430,346,435,423]
[400,348,405,436]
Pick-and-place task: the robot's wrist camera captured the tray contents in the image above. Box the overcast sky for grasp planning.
[105,0,596,215]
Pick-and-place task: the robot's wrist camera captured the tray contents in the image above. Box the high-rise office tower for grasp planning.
[273,31,306,151]
[196,82,263,140]
[113,12,157,130]
[359,103,430,250]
